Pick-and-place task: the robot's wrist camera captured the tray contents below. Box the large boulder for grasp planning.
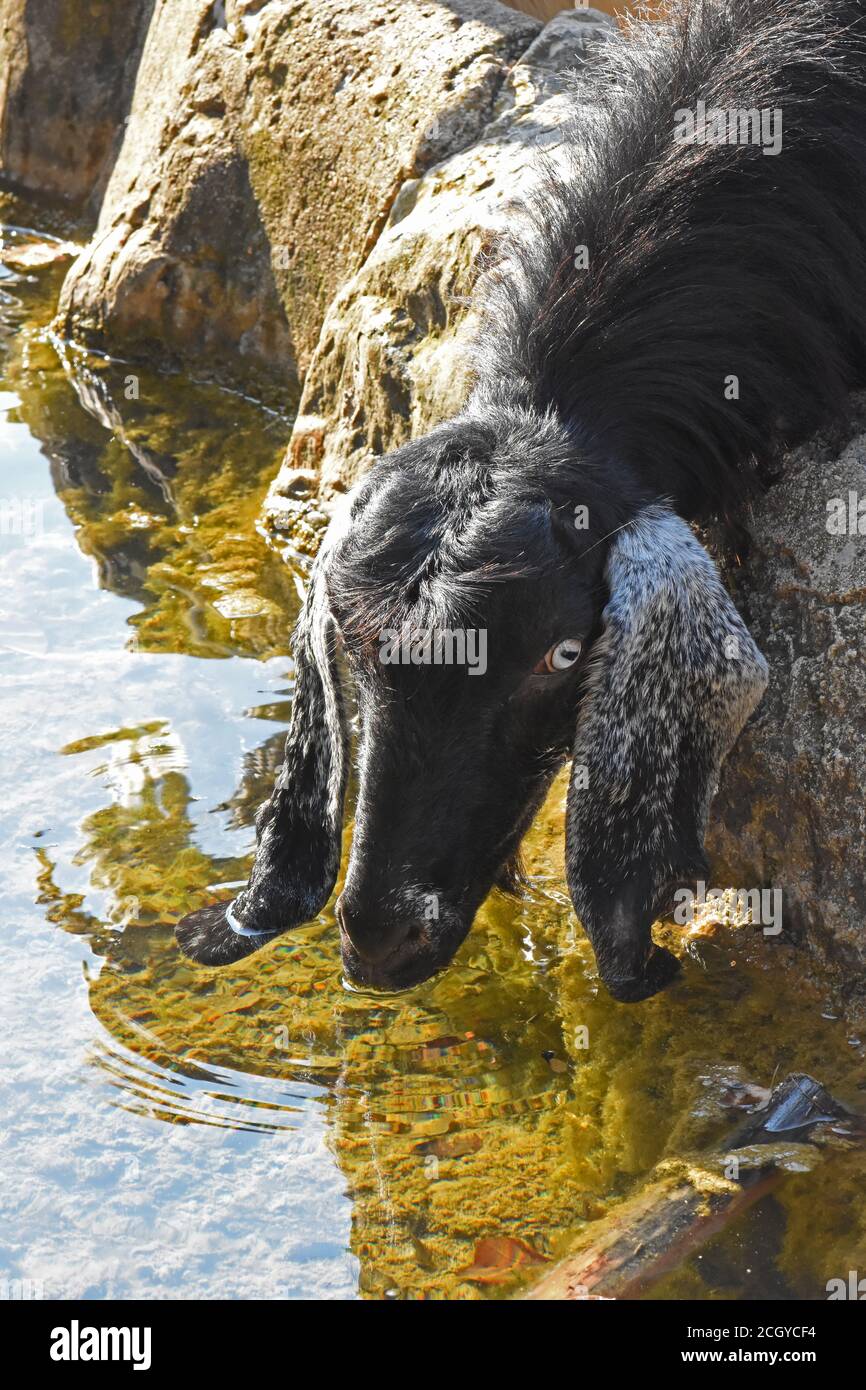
[263,7,616,533]
[0,0,153,214]
[707,405,866,995]
[56,0,543,401]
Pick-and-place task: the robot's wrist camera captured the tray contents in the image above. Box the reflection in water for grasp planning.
[2,205,865,1300]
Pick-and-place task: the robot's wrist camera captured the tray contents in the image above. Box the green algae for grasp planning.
[6,211,866,1302]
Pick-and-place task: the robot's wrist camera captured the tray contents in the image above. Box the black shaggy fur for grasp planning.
[177,0,866,1002]
[476,0,866,519]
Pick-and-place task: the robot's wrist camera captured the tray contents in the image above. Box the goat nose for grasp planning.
[335,894,410,964]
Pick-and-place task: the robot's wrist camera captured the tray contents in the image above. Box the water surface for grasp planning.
[1,209,864,1301]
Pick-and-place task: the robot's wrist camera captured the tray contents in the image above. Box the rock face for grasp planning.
[263,7,616,528]
[0,0,153,213]
[707,406,866,993]
[55,0,543,402]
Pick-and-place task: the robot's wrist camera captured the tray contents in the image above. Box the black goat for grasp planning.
[177,0,866,1001]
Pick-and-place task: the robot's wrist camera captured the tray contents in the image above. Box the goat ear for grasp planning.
[176,544,350,967]
[565,504,768,1003]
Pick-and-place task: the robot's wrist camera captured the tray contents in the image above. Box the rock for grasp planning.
[263,7,616,527]
[0,233,78,268]
[706,403,866,994]
[0,0,152,213]
[56,0,542,403]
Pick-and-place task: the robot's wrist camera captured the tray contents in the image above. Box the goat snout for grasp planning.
[337,883,472,990]
[335,893,413,965]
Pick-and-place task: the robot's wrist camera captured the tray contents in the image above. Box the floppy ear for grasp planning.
[176,534,350,967]
[566,504,768,1003]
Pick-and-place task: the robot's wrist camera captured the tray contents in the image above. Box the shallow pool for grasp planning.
[1,209,864,1301]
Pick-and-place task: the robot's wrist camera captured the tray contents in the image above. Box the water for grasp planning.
[1,209,864,1302]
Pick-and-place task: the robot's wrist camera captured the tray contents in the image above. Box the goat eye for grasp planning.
[534,638,583,674]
